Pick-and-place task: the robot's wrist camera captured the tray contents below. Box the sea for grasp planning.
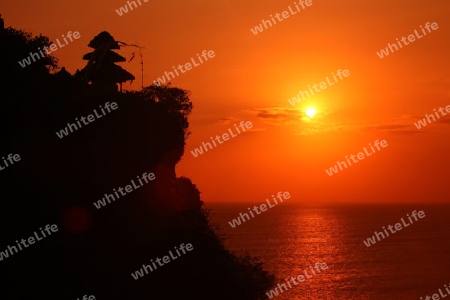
[207,203,450,300]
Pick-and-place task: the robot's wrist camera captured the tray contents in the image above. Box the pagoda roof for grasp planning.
[81,63,135,84]
[88,31,120,49]
[82,50,126,62]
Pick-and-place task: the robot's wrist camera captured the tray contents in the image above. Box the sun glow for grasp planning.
[306,108,316,118]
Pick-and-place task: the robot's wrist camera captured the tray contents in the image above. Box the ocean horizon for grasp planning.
[208,203,450,299]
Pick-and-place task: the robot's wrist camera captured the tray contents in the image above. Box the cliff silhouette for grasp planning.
[0,16,274,299]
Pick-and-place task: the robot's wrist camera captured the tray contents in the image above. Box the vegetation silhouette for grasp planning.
[0,15,275,300]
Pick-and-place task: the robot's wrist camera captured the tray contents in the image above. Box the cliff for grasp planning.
[0,20,274,300]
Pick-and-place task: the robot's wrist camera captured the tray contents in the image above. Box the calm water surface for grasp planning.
[207,204,450,299]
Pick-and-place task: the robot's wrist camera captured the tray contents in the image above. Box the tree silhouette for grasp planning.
[79,31,135,92]
[0,18,275,300]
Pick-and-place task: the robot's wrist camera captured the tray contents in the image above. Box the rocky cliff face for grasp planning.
[0,24,274,300]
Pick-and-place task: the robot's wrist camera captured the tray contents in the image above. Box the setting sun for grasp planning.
[306,108,316,118]
[2,1,450,299]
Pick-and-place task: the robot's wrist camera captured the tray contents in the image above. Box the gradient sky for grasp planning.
[3,0,450,203]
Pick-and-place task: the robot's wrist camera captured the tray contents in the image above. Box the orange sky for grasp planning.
[3,0,450,203]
